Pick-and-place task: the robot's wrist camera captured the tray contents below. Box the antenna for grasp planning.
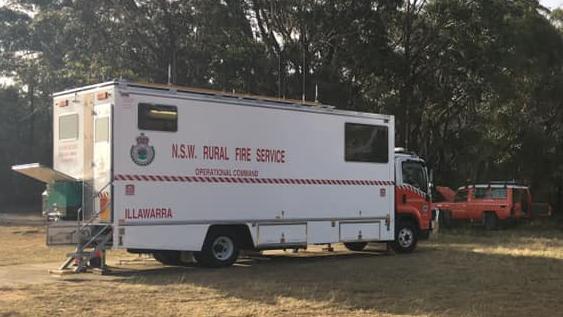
[167,64,172,85]
[302,48,306,102]
[278,53,282,98]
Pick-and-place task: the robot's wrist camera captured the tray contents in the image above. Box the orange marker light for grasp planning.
[96,92,110,101]
[56,100,69,107]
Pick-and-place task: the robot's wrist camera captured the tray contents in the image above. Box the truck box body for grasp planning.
[45,81,397,252]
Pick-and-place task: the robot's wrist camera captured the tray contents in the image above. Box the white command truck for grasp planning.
[13,81,434,269]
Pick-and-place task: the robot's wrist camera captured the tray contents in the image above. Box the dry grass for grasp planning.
[0,221,562,317]
[0,226,73,266]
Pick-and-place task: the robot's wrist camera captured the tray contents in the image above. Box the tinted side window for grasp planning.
[473,188,507,199]
[138,103,178,132]
[491,188,507,199]
[345,123,388,163]
[474,188,488,199]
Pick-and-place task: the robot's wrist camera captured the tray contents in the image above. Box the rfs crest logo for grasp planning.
[130,133,155,166]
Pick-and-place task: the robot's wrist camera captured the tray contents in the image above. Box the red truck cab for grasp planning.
[391,149,436,253]
[436,183,532,230]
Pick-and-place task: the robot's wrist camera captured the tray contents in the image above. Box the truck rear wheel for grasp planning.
[194,231,239,268]
[483,212,498,230]
[344,242,368,251]
[389,221,418,254]
[153,250,182,266]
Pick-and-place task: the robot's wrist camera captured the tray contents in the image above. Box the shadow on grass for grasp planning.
[104,236,563,317]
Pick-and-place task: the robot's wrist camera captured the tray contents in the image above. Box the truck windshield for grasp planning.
[402,161,428,194]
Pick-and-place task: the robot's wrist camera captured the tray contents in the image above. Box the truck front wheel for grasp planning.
[194,232,239,268]
[389,221,418,253]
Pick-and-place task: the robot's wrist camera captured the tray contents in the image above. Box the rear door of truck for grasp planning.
[93,98,112,222]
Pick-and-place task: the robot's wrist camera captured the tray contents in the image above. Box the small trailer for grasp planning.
[13,81,435,269]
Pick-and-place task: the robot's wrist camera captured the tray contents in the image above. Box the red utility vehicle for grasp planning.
[436,183,532,230]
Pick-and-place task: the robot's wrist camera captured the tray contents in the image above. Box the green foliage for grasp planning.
[0,0,562,209]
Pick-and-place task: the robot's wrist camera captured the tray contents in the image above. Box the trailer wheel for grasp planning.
[344,242,368,251]
[153,251,182,266]
[389,221,418,254]
[483,212,498,231]
[194,232,239,268]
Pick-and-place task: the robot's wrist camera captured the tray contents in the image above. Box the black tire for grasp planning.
[483,212,498,231]
[193,231,239,268]
[389,221,418,253]
[439,209,453,228]
[153,250,182,266]
[344,242,368,251]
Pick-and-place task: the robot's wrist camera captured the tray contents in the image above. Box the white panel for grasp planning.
[120,224,209,251]
[257,224,307,246]
[307,221,339,244]
[111,85,396,251]
[340,222,381,242]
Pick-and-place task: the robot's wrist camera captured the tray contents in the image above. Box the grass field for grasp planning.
[0,222,562,317]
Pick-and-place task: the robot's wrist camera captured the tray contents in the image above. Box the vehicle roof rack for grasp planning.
[488,180,527,187]
[394,147,417,156]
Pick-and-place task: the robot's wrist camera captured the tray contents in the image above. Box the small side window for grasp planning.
[95,117,109,142]
[59,114,79,140]
[345,123,388,163]
[491,188,507,199]
[138,103,178,132]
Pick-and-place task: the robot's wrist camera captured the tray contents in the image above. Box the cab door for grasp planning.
[451,189,469,220]
[399,159,432,225]
[93,103,112,222]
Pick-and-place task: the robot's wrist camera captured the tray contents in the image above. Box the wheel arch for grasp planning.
[481,210,498,219]
[396,212,420,232]
[206,224,255,250]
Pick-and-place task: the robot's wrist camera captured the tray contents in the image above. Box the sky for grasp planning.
[542,0,563,9]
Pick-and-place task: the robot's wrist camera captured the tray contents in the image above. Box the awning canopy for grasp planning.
[12,163,78,183]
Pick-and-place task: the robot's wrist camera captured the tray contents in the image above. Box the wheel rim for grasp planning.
[398,227,414,248]
[212,236,234,261]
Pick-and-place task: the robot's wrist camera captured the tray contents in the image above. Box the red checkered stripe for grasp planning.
[114,174,395,186]
[397,184,426,197]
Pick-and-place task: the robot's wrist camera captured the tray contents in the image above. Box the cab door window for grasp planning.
[454,190,468,202]
[401,161,428,193]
